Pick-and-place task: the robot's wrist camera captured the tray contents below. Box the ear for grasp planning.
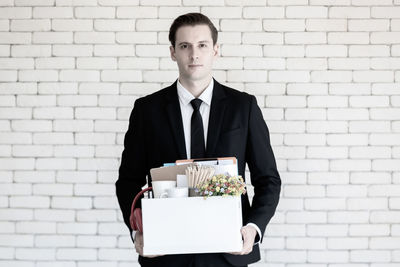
[170,45,177,62]
[213,43,219,58]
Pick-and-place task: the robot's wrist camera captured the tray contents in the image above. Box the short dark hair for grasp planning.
[169,13,218,48]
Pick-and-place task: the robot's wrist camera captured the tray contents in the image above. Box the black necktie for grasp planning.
[190,98,205,159]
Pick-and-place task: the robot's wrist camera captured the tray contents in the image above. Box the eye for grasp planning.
[180,44,188,49]
[200,44,207,48]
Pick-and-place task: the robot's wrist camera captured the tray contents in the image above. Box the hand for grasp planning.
[229,225,257,255]
[134,232,164,258]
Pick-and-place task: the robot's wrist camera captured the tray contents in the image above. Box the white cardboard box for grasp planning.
[142,196,243,255]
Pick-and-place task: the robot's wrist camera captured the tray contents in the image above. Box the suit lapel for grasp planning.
[165,81,187,159]
[206,79,228,157]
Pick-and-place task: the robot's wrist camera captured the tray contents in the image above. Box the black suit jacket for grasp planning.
[116,78,281,266]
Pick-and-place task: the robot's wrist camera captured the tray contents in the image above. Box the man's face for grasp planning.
[170,24,219,83]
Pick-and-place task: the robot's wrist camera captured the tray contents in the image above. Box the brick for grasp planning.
[77,235,117,248]
[328,211,369,223]
[327,108,369,120]
[305,198,346,210]
[371,58,400,70]
[77,159,119,171]
[0,132,31,144]
[351,172,391,184]
[97,0,138,5]
[372,7,400,18]
[57,248,97,260]
[58,222,96,234]
[218,32,241,44]
[371,32,400,44]
[0,96,15,106]
[288,160,329,171]
[17,95,56,107]
[306,19,346,31]
[351,250,391,263]
[0,45,10,56]
[350,96,389,108]
[264,45,305,57]
[19,70,58,82]
[287,237,326,249]
[349,224,390,236]
[328,185,368,197]
[37,83,76,95]
[270,71,310,82]
[182,0,224,5]
[330,7,370,18]
[101,70,141,82]
[222,44,263,57]
[79,82,119,95]
[287,211,327,223]
[243,7,284,18]
[286,6,328,18]
[15,0,55,5]
[371,133,400,145]
[12,145,53,157]
[261,108,284,120]
[33,7,73,18]
[35,57,75,69]
[349,45,390,57]
[77,210,116,222]
[308,172,349,184]
[54,146,94,158]
[242,32,283,44]
[263,19,305,31]
[350,147,391,159]
[226,70,267,83]
[392,19,400,31]
[33,107,73,119]
[0,107,32,119]
[33,133,73,144]
[75,107,116,119]
[159,7,201,18]
[389,198,400,209]
[371,108,400,120]
[0,7,31,18]
[74,32,115,44]
[0,209,33,221]
[284,134,325,145]
[60,70,100,82]
[348,197,388,211]
[267,0,308,4]
[286,108,326,120]
[266,250,307,263]
[116,32,157,44]
[308,96,347,108]
[266,224,306,237]
[328,58,370,70]
[307,147,348,159]
[330,83,371,95]
[74,7,115,18]
[307,224,348,236]
[354,71,394,82]
[136,19,172,31]
[287,83,328,95]
[287,58,327,70]
[0,33,31,44]
[52,19,93,31]
[0,70,18,81]
[94,196,119,209]
[33,32,73,45]
[0,120,11,131]
[116,6,157,18]
[276,198,304,210]
[33,184,73,196]
[34,209,75,222]
[285,32,326,44]
[75,133,115,145]
[16,222,56,234]
[56,171,96,183]
[35,235,75,248]
[266,121,305,134]
[306,45,347,57]
[349,19,390,31]
[36,158,76,170]
[368,185,400,197]
[370,237,400,248]
[53,45,93,56]
[51,197,92,209]
[353,0,393,4]
[14,171,55,183]
[53,120,94,132]
[57,95,97,106]
[11,19,51,31]
[135,44,169,57]
[328,32,369,44]
[330,160,371,171]
[0,183,31,195]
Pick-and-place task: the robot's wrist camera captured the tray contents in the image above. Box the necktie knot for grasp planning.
[191,98,202,111]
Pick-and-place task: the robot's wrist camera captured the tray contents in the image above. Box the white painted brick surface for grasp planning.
[1,2,399,266]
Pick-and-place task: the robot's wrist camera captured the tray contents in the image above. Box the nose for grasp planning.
[189,47,199,61]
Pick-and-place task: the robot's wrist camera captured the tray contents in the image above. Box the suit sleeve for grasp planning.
[115,98,148,240]
[245,95,281,243]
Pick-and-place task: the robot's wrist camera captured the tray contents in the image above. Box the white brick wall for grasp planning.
[0,1,399,266]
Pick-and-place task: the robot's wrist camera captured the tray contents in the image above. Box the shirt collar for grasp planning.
[177,78,214,107]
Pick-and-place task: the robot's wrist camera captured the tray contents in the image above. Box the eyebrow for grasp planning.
[177,40,210,46]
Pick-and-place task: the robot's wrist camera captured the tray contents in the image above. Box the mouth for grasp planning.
[188,64,202,68]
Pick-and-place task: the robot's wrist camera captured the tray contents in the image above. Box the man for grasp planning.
[116,13,281,267]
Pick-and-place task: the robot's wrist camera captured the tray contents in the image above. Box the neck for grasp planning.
[178,76,212,98]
